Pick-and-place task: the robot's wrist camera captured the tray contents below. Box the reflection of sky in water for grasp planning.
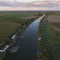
[4,16,43,60]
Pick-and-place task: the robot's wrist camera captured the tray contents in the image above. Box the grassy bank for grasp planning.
[38,15,60,60]
[47,12,60,29]
[0,52,6,60]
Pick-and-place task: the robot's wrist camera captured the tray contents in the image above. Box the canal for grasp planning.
[4,15,45,60]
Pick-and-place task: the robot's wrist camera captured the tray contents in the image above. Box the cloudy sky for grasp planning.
[0,0,60,11]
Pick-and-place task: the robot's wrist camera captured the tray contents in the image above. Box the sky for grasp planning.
[0,0,45,2]
[0,0,60,11]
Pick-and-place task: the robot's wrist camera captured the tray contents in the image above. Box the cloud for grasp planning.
[0,6,60,11]
[0,1,60,7]
[0,1,60,10]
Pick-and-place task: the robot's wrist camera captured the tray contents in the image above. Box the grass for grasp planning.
[0,12,38,42]
[38,15,60,60]
[45,24,60,60]
[0,21,20,42]
[0,52,6,60]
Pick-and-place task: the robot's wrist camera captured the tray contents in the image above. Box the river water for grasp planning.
[4,17,41,60]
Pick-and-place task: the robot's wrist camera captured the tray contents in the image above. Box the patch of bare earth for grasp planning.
[47,15,60,23]
[47,15,60,29]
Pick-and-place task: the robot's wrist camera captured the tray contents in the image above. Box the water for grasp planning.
[4,18,41,60]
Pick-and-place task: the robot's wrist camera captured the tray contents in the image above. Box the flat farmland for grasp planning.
[47,15,60,23]
[0,12,39,42]
[47,14,60,29]
[0,21,20,41]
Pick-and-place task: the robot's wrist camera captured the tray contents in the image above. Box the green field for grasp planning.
[38,13,60,60]
[0,11,39,43]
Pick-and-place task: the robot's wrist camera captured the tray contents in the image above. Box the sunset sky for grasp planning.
[0,0,60,11]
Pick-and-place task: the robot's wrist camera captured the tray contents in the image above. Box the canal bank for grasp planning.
[4,14,46,60]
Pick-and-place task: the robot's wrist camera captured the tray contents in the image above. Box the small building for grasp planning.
[11,34,16,40]
[38,37,41,40]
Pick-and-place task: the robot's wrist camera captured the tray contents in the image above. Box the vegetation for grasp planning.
[0,12,39,43]
[0,52,6,60]
[38,14,60,60]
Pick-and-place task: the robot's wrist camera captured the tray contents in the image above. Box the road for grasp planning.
[4,14,46,60]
